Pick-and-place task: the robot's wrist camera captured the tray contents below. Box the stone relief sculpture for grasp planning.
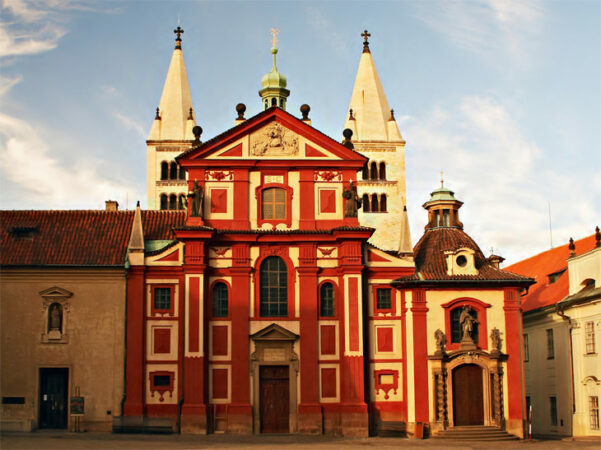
[460,306,478,343]
[490,327,502,353]
[342,180,362,218]
[434,329,446,354]
[250,122,298,156]
[188,180,204,218]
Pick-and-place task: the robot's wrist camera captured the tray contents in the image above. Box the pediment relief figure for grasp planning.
[250,122,298,156]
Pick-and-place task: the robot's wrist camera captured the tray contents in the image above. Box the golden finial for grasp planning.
[440,170,444,187]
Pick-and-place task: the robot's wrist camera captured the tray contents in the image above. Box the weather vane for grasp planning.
[270,28,279,48]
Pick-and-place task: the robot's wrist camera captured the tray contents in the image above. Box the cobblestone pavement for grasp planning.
[1,432,600,450]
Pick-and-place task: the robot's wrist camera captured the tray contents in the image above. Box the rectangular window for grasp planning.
[524,334,529,362]
[590,396,600,430]
[262,188,286,220]
[550,396,558,426]
[546,329,554,359]
[376,288,392,310]
[585,321,596,354]
[154,287,171,311]
[153,375,171,387]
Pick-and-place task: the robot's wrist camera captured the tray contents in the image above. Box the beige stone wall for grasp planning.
[523,312,572,437]
[0,269,126,431]
[146,142,189,210]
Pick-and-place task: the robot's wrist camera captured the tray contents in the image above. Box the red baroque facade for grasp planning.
[121,107,532,437]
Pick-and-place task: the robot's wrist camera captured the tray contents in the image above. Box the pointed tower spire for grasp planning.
[259,28,290,110]
[345,30,410,254]
[127,201,145,266]
[344,30,402,142]
[148,26,195,141]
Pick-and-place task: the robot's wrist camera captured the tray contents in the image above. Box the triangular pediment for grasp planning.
[39,286,73,300]
[250,323,299,341]
[177,107,367,166]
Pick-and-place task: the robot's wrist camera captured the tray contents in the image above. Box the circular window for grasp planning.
[456,255,468,267]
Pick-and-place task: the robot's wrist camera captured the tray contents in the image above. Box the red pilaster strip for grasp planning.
[189,277,200,353]
[349,277,359,352]
[299,169,316,230]
[504,288,524,422]
[124,266,145,416]
[411,288,429,423]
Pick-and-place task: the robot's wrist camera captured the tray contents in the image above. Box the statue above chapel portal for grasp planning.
[188,180,204,218]
[342,180,362,218]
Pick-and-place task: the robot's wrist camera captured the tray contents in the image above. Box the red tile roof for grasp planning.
[0,210,185,267]
[395,227,532,285]
[505,234,596,312]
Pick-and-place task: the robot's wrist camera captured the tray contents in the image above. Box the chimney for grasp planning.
[487,254,505,270]
[105,200,119,211]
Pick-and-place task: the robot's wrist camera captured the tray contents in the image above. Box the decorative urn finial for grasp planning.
[569,237,575,257]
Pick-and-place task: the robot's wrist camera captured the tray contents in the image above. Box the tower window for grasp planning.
[178,165,185,180]
[271,98,277,107]
[160,194,168,210]
[362,166,369,180]
[169,194,177,210]
[212,282,228,317]
[371,194,379,212]
[362,194,370,212]
[443,209,450,226]
[169,162,177,180]
[320,283,335,317]
[379,162,386,180]
[380,194,387,212]
[161,162,168,180]
[178,195,187,210]
[370,162,378,180]
[260,256,288,317]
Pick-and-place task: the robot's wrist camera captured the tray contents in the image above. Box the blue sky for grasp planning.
[0,0,599,263]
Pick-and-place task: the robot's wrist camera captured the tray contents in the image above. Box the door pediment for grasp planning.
[250,323,299,341]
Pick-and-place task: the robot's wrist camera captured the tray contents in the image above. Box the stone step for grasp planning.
[434,426,519,441]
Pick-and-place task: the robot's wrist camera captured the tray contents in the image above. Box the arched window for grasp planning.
[169,194,177,210]
[169,162,177,180]
[380,194,387,212]
[362,194,370,212]
[48,303,62,332]
[362,165,369,180]
[178,165,185,180]
[260,256,287,317]
[370,162,378,180]
[371,194,379,212]
[271,98,277,107]
[160,194,168,210]
[261,188,286,220]
[320,283,335,317]
[450,307,479,343]
[265,100,268,110]
[160,162,168,180]
[213,282,228,317]
[178,195,187,210]
[379,162,386,180]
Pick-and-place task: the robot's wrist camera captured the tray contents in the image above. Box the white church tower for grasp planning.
[344,30,412,254]
[146,26,196,210]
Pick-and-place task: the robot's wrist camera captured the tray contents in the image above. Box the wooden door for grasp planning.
[260,365,289,433]
[39,368,68,429]
[452,364,484,426]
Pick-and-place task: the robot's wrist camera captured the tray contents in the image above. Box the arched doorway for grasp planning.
[452,364,484,425]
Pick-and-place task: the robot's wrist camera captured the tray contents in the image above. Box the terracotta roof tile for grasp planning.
[505,234,596,312]
[395,227,531,284]
[0,210,185,267]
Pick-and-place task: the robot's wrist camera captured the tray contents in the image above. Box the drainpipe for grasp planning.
[556,305,575,435]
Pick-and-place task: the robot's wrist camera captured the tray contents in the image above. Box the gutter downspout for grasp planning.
[556,305,575,435]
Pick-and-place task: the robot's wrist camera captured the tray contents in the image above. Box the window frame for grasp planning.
[546,328,555,359]
[550,396,558,427]
[151,285,175,315]
[319,281,336,318]
[211,280,230,319]
[255,180,293,229]
[590,396,600,430]
[372,285,395,315]
[524,333,529,362]
[257,255,290,318]
[585,321,596,354]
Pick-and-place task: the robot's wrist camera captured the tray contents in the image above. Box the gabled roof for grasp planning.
[505,234,596,312]
[0,210,185,267]
[177,106,367,164]
[394,227,532,285]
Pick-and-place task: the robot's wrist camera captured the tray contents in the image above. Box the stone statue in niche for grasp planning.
[47,303,63,339]
[342,180,362,218]
[188,180,204,218]
[434,329,446,354]
[490,327,502,353]
[250,122,299,156]
[460,306,478,343]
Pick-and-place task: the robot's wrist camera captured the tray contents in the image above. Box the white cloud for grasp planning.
[113,112,146,139]
[0,112,138,209]
[403,95,599,264]
[304,6,347,53]
[0,73,22,95]
[411,0,544,66]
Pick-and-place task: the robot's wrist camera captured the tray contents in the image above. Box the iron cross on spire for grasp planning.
[270,27,279,48]
[361,29,371,52]
[174,26,184,48]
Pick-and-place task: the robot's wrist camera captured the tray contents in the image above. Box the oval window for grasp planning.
[456,255,468,267]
